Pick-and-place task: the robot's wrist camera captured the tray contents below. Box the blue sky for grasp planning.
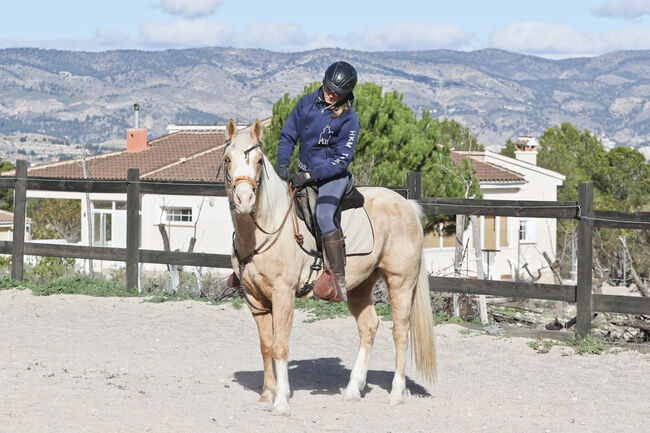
[2,0,650,57]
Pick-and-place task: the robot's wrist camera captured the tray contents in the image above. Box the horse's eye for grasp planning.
[257,158,263,165]
[224,157,231,163]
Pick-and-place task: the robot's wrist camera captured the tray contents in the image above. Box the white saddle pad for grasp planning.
[296,206,374,256]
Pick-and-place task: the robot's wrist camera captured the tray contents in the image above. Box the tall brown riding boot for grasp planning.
[313,229,347,302]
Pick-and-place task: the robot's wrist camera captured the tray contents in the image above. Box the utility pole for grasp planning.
[79,147,94,279]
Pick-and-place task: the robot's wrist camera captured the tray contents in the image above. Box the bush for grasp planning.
[30,275,132,297]
[31,257,78,282]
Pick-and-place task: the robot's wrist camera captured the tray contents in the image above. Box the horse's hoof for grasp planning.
[259,391,274,407]
[343,386,361,401]
[388,397,405,406]
[259,398,273,411]
[272,403,291,417]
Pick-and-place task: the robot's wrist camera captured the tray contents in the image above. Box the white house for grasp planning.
[20,126,235,274]
[0,209,32,242]
[424,137,566,283]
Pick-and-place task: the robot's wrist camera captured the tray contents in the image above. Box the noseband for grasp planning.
[224,141,264,197]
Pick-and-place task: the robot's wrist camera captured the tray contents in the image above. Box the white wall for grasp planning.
[424,151,565,282]
[26,190,235,273]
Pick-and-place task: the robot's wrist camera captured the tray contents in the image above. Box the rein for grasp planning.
[230,167,301,314]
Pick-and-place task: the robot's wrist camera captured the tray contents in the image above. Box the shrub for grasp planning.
[31,257,77,282]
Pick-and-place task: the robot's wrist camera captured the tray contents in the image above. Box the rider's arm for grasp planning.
[276,97,305,167]
[309,112,360,181]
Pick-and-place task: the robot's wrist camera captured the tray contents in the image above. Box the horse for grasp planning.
[223,119,436,415]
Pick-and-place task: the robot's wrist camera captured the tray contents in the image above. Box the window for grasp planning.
[474,216,508,249]
[93,212,112,246]
[519,218,536,242]
[92,200,126,210]
[165,207,192,223]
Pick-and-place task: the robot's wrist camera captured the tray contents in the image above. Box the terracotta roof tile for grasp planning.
[0,209,31,224]
[23,131,227,181]
[0,209,14,223]
[450,151,524,183]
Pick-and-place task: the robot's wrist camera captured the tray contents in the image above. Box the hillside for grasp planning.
[1,47,649,154]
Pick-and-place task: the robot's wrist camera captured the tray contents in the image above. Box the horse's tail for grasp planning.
[409,249,437,385]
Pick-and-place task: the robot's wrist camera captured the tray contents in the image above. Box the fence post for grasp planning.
[11,159,27,281]
[577,182,594,337]
[407,171,422,200]
[126,168,140,292]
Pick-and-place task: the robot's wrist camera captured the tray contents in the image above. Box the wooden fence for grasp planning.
[1,160,649,337]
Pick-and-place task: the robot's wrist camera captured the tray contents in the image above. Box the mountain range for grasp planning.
[1,47,649,151]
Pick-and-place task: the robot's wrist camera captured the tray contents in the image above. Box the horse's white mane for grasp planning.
[230,126,289,230]
[256,153,289,230]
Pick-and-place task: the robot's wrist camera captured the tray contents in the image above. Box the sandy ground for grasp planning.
[1,289,649,433]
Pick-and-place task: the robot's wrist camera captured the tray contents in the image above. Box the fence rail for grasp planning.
[2,160,648,337]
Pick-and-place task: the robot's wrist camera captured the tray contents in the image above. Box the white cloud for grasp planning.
[490,21,650,57]
[134,19,473,52]
[357,22,473,51]
[93,27,134,49]
[592,0,650,20]
[237,22,313,51]
[0,33,134,51]
[139,19,236,48]
[157,0,223,19]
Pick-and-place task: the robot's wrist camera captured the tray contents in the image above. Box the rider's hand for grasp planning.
[277,164,290,181]
[290,171,311,188]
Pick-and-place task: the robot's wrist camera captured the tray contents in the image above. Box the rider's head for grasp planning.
[322,61,357,104]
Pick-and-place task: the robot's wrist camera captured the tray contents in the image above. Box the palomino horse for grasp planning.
[224,119,436,415]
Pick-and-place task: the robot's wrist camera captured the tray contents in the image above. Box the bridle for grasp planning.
[221,140,299,314]
[223,141,264,197]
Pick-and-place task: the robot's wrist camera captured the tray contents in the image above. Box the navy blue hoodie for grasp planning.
[277,87,360,182]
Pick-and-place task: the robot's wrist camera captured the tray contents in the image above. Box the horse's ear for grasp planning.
[250,119,263,142]
[226,119,238,141]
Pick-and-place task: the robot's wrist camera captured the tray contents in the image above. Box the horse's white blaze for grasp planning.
[273,359,291,414]
[229,154,259,214]
[343,348,368,400]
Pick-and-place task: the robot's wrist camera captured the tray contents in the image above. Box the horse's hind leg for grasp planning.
[385,272,417,405]
[250,309,276,408]
[343,272,381,401]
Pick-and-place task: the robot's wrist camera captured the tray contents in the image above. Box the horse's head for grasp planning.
[223,118,266,214]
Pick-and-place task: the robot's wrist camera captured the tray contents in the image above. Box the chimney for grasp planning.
[126,103,148,153]
[133,103,140,128]
[514,136,538,165]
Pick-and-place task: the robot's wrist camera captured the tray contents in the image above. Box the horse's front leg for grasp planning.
[249,305,276,409]
[270,288,295,416]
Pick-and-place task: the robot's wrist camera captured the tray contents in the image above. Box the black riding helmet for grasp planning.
[323,61,357,95]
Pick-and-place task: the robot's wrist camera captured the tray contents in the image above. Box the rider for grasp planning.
[276,61,360,303]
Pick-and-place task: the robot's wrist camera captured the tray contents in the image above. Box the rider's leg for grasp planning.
[313,175,348,302]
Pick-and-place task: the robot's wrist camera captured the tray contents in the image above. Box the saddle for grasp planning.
[293,179,365,254]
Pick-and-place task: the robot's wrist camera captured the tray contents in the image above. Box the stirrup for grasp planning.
[313,272,346,302]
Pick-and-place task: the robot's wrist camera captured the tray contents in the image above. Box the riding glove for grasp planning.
[290,171,311,188]
[277,164,290,181]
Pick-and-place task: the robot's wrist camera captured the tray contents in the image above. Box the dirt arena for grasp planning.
[1,288,649,433]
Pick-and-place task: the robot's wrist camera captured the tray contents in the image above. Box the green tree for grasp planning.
[438,118,484,151]
[500,139,516,158]
[537,122,650,281]
[27,198,81,241]
[0,159,15,210]
[593,146,650,211]
[537,123,608,203]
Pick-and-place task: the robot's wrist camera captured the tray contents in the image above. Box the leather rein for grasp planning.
[224,141,302,314]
